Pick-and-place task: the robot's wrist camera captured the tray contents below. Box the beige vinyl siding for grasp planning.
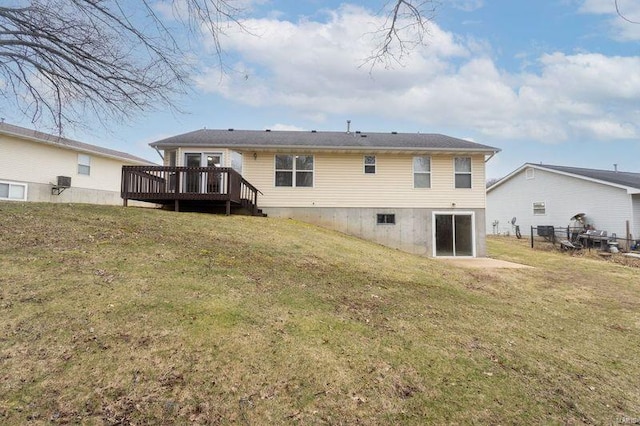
[242,152,486,209]
[0,135,130,192]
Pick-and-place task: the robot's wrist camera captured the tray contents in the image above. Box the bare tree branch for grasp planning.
[0,1,440,133]
[363,0,439,70]
[615,0,640,24]
[0,0,246,133]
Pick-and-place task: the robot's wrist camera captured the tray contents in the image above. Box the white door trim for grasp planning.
[432,211,476,258]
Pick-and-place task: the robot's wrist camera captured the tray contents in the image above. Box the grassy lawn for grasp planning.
[1,202,639,424]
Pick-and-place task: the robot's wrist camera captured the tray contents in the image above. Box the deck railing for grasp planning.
[121,166,260,213]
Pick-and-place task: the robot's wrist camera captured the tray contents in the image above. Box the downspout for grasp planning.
[153,146,164,161]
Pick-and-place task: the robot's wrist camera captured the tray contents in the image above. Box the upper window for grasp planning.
[78,154,91,176]
[275,155,314,187]
[0,181,27,201]
[364,155,376,174]
[454,157,472,188]
[526,168,535,180]
[533,202,546,215]
[413,156,431,188]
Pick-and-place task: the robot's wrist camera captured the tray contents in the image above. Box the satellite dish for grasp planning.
[570,213,586,221]
[511,217,517,225]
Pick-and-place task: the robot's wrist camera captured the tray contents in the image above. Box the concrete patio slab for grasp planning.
[437,258,533,269]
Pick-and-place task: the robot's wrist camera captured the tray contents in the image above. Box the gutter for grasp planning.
[149,143,500,154]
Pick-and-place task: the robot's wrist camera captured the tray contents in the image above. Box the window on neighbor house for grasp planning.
[377,214,396,225]
[533,202,546,215]
[413,156,431,188]
[526,168,535,179]
[275,155,314,187]
[78,154,91,176]
[0,181,27,201]
[454,157,472,188]
[364,155,376,174]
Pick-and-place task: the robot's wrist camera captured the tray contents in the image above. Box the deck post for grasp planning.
[123,198,128,207]
[226,200,231,215]
[175,200,180,212]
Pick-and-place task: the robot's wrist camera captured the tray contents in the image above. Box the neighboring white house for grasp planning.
[0,122,155,205]
[486,163,640,241]
[140,128,501,257]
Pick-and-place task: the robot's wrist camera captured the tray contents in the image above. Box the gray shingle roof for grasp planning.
[537,164,640,190]
[0,122,154,165]
[149,129,500,153]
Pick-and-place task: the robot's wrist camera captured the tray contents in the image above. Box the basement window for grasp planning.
[0,180,27,201]
[377,214,395,225]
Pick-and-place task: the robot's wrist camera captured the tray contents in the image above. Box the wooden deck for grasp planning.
[121,166,264,216]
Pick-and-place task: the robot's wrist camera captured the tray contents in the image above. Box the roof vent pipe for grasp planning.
[346,120,351,134]
[614,163,618,172]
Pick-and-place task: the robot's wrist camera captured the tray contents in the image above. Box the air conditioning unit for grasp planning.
[52,175,71,195]
[57,176,71,188]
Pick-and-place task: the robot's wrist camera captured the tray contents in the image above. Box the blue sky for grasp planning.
[3,0,640,179]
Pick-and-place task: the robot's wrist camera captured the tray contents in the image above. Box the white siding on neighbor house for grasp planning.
[632,194,640,240]
[239,152,487,209]
[0,135,130,192]
[486,167,633,239]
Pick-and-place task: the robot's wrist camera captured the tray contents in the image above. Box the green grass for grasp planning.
[1,202,639,424]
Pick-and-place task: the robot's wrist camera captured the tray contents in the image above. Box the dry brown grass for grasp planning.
[1,203,639,424]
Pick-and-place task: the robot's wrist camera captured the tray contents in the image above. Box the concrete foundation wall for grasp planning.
[12,180,149,206]
[263,207,486,257]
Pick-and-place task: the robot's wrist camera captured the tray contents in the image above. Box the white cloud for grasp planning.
[267,123,305,131]
[450,0,485,12]
[194,4,640,143]
[579,0,640,41]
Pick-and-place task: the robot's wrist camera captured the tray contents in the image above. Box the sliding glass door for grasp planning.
[184,152,223,194]
[434,213,475,257]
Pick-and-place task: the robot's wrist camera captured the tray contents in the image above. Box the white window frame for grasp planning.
[376,213,396,225]
[274,154,314,188]
[78,154,91,176]
[364,155,376,174]
[0,180,28,201]
[413,156,431,189]
[526,168,535,180]
[533,201,546,215]
[454,157,472,189]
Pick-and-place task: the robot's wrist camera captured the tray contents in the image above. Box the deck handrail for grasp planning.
[121,166,260,211]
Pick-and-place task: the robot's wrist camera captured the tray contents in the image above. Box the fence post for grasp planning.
[531,226,534,248]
